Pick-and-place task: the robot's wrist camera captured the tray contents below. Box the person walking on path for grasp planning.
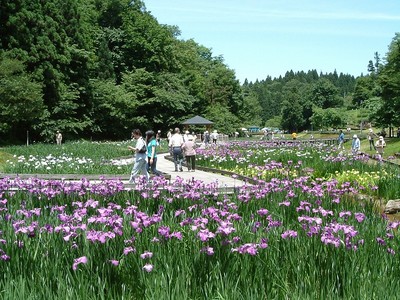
[351,134,361,155]
[168,127,184,172]
[211,130,219,144]
[56,131,62,145]
[203,131,210,146]
[128,129,149,184]
[156,130,161,146]
[337,130,345,150]
[375,136,386,159]
[146,130,163,176]
[182,135,196,172]
[367,128,377,151]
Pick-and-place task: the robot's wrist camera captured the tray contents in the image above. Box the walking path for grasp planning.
[0,153,249,191]
[153,153,248,188]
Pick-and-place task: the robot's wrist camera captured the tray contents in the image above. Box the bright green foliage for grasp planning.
[246,71,356,131]
[281,99,305,132]
[90,78,132,139]
[239,89,263,127]
[0,56,43,135]
[310,106,344,129]
[309,78,342,108]
[353,75,380,107]
[376,33,400,128]
[0,0,246,142]
[205,103,239,134]
[1,0,94,141]
[280,79,308,131]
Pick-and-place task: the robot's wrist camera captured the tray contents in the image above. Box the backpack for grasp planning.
[138,138,147,153]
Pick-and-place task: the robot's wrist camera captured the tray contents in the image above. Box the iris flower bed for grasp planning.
[196,141,400,199]
[1,140,400,298]
[1,141,132,174]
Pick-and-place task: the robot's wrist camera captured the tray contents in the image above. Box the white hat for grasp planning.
[213,130,217,133]
[185,130,189,134]
[379,136,384,140]
[353,134,357,138]
[369,128,373,132]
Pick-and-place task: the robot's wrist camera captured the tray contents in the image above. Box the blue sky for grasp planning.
[144,0,400,83]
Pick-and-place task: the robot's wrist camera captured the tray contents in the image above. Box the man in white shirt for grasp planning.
[168,127,184,171]
[128,129,149,183]
[211,130,219,144]
[56,131,62,145]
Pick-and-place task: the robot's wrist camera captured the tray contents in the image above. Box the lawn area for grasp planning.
[244,131,400,164]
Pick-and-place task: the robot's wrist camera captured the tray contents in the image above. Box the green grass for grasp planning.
[282,131,400,161]
[0,151,14,172]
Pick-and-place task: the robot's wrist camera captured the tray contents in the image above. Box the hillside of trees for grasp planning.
[1,0,399,144]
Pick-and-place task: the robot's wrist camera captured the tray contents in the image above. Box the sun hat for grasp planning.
[353,134,357,138]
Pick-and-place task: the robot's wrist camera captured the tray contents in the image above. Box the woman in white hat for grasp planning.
[351,134,360,155]
[367,128,377,151]
[375,136,386,158]
[211,130,218,144]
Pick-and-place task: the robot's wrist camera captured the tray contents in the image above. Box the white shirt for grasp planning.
[169,134,184,147]
[135,137,147,155]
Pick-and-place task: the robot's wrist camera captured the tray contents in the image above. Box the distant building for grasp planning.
[247,126,260,133]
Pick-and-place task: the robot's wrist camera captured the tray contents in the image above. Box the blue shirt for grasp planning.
[147,139,158,158]
[352,138,360,150]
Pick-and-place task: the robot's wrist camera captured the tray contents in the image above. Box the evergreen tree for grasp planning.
[375,34,400,129]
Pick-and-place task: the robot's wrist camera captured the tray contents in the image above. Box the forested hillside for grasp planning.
[1,0,399,143]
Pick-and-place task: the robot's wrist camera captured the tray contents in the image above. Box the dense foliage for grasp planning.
[0,0,399,144]
[0,0,243,142]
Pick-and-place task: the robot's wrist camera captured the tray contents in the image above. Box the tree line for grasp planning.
[1,0,399,144]
[243,36,400,135]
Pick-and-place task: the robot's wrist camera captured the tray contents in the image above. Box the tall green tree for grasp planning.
[280,99,304,132]
[352,75,380,107]
[205,103,239,135]
[375,33,400,129]
[1,0,94,141]
[309,78,342,108]
[239,88,263,127]
[0,56,43,138]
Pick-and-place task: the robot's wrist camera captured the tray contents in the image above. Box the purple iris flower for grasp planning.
[142,264,153,272]
[72,256,88,271]
[201,246,214,256]
[281,230,298,239]
[376,237,386,245]
[109,260,119,266]
[140,251,153,259]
